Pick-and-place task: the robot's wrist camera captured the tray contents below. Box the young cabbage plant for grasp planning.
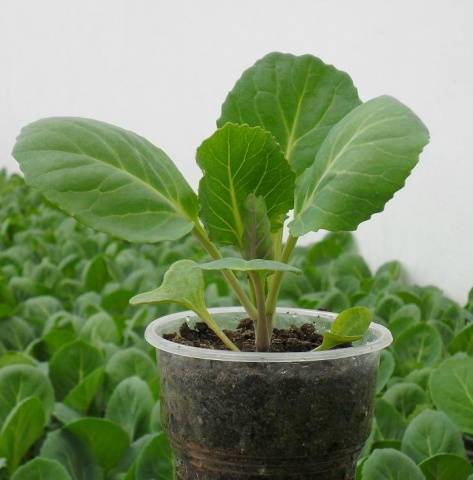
[13,52,430,352]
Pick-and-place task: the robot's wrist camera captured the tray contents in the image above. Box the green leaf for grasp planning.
[197,123,295,248]
[383,382,428,419]
[11,458,72,480]
[0,352,36,368]
[362,448,424,480]
[241,194,273,260]
[401,409,466,463]
[376,350,396,394]
[305,232,355,266]
[0,365,54,427]
[40,430,103,480]
[130,260,207,315]
[106,377,154,440]
[52,403,82,425]
[316,306,372,350]
[49,340,102,399]
[13,117,199,243]
[419,454,473,480]
[105,348,156,390]
[64,367,105,413]
[0,397,45,473]
[430,356,473,435]
[132,432,174,480]
[393,323,443,376]
[290,96,429,236]
[218,52,361,174]
[375,398,407,440]
[448,323,473,355]
[66,418,129,471]
[199,257,301,274]
[83,255,110,292]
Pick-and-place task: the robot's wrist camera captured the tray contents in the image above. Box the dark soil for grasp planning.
[163,319,350,352]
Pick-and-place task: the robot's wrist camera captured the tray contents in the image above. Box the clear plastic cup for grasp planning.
[146,307,392,480]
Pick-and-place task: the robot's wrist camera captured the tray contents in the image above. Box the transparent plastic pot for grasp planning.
[145,307,392,480]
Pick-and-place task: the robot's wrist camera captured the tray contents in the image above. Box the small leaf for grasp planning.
[218,52,361,174]
[362,448,424,480]
[105,377,154,440]
[383,382,428,419]
[401,409,466,463]
[290,96,429,236]
[316,306,372,350]
[64,367,105,413]
[49,340,102,399]
[197,123,295,248]
[430,356,473,435]
[130,260,207,315]
[241,194,273,260]
[375,398,407,441]
[13,117,199,243]
[199,257,301,274]
[52,403,82,425]
[376,350,396,394]
[83,255,110,292]
[11,458,72,480]
[0,397,45,473]
[0,365,54,427]
[40,430,102,480]
[419,454,473,480]
[105,348,156,391]
[393,323,443,375]
[66,418,129,471]
[132,432,174,480]
[448,323,473,355]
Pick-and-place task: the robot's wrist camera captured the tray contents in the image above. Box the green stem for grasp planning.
[199,309,240,352]
[265,235,298,319]
[250,273,271,352]
[192,224,258,320]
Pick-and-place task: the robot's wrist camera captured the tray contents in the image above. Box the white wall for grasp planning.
[1,0,472,303]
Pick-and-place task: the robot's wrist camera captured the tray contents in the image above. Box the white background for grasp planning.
[1,1,472,303]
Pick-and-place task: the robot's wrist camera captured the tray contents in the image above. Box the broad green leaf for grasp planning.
[420,454,473,480]
[197,123,295,247]
[0,365,54,427]
[375,398,407,440]
[393,323,443,376]
[11,458,72,480]
[83,255,110,292]
[105,377,154,440]
[132,432,174,480]
[305,232,355,266]
[199,257,301,273]
[376,350,396,394]
[66,418,129,471]
[40,430,103,480]
[13,117,199,243]
[218,52,361,173]
[0,352,35,368]
[52,403,82,425]
[241,194,273,260]
[64,367,105,413]
[331,254,371,280]
[430,356,473,435]
[130,260,207,315]
[401,409,466,463]
[362,448,424,480]
[79,311,119,345]
[0,397,45,473]
[316,306,372,350]
[290,96,429,236]
[49,340,102,399]
[448,323,473,355]
[105,348,156,390]
[383,382,428,419]
[0,317,35,350]
[405,368,435,390]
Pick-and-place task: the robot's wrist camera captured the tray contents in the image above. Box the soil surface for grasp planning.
[163,319,349,352]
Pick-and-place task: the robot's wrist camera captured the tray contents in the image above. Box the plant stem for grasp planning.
[265,235,298,319]
[250,273,271,352]
[192,224,258,320]
[199,309,240,352]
